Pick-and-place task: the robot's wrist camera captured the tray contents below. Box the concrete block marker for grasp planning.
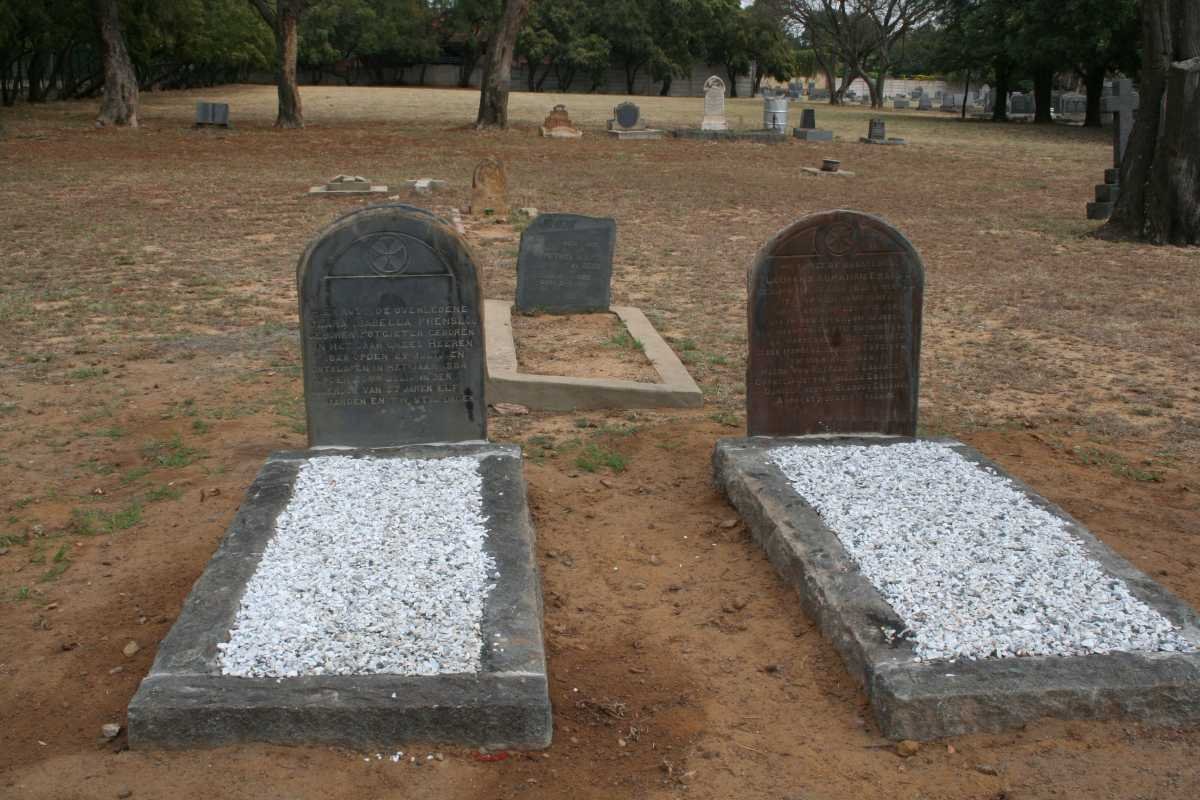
[484,300,702,411]
[129,445,550,749]
[713,436,1200,740]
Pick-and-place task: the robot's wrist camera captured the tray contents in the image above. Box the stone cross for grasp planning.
[702,76,728,131]
[1100,78,1139,168]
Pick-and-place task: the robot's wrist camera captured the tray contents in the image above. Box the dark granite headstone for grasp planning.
[515,214,616,314]
[614,102,640,129]
[298,204,486,448]
[800,108,817,129]
[868,118,886,140]
[195,101,230,127]
[746,210,923,437]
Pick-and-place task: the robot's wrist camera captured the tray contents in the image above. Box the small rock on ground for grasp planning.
[122,641,139,658]
[896,740,921,758]
[101,723,121,739]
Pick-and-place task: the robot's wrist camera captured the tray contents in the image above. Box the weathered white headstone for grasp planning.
[702,76,728,131]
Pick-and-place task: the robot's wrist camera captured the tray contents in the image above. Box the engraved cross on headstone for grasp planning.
[1100,78,1139,168]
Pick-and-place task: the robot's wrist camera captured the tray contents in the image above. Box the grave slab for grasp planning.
[671,129,789,143]
[713,435,1200,740]
[484,300,702,411]
[129,444,551,750]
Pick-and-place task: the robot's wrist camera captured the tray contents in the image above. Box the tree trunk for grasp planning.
[659,75,672,96]
[991,62,1010,122]
[1083,65,1105,127]
[961,73,970,120]
[623,62,639,95]
[1103,0,1200,245]
[92,0,139,127]
[1033,65,1053,123]
[458,45,478,87]
[27,50,49,103]
[872,71,886,109]
[274,6,303,128]
[726,64,738,97]
[475,0,531,129]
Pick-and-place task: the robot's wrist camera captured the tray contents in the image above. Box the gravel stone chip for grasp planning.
[768,441,1196,662]
[218,455,495,677]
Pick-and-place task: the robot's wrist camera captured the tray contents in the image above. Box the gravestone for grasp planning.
[299,204,486,448]
[917,96,932,111]
[892,98,910,109]
[1010,93,1034,114]
[807,80,816,96]
[607,101,664,139]
[746,210,923,437]
[702,76,729,131]
[195,101,230,127]
[129,204,551,751]
[515,214,616,314]
[470,157,508,216]
[859,118,904,144]
[540,104,582,138]
[762,93,789,133]
[792,107,832,141]
[1088,78,1140,220]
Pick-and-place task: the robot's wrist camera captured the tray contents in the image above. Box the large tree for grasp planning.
[1102,0,1200,245]
[249,0,313,128]
[92,0,139,126]
[475,0,531,128]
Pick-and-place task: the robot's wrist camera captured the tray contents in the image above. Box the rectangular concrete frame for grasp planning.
[671,129,790,144]
[307,185,390,195]
[713,435,1200,741]
[607,129,666,140]
[484,299,702,411]
[129,443,551,750]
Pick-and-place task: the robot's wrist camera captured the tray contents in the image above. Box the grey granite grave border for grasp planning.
[307,184,390,195]
[484,299,702,411]
[607,129,666,140]
[128,443,551,750]
[713,435,1200,741]
[671,129,789,144]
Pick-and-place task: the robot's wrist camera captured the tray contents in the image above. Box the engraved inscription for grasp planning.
[747,211,923,437]
[516,214,615,314]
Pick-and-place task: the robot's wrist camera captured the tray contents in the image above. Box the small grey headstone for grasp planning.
[195,101,230,127]
[800,108,817,129]
[298,204,486,448]
[516,214,616,314]
[868,118,886,140]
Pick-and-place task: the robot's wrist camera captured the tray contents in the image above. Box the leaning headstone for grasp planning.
[299,205,487,448]
[792,107,832,141]
[701,76,729,131]
[469,157,508,217]
[515,214,616,314]
[860,118,905,145]
[540,104,582,138]
[1087,78,1140,220]
[746,210,922,437]
[194,101,230,127]
[129,204,551,751]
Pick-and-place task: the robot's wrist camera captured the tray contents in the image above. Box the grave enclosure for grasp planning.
[715,210,1200,739]
[128,205,551,750]
[485,212,701,411]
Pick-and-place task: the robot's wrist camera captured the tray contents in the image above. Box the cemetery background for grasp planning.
[1,84,1199,799]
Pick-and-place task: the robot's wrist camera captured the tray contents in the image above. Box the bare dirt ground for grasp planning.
[513,312,660,382]
[1,85,1199,800]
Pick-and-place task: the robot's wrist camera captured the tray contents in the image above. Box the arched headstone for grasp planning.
[298,204,486,448]
[701,76,728,131]
[746,210,923,437]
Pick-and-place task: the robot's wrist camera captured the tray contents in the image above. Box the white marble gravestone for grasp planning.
[702,76,728,131]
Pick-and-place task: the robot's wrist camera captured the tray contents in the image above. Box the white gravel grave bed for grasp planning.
[218,455,495,678]
[768,441,1196,662]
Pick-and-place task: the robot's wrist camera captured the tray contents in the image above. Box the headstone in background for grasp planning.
[746,210,923,436]
[917,96,932,111]
[892,98,910,109]
[793,107,832,141]
[701,76,729,131]
[195,101,230,127]
[609,101,642,130]
[325,174,371,192]
[469,157,508,217]
[298,204,487,448]
[1010,93,1034,114]
[762,93,789,133]
[540,104,583,138]
[515,214,616,314]
[1087,78,1140,221]
[867,118,886,140]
